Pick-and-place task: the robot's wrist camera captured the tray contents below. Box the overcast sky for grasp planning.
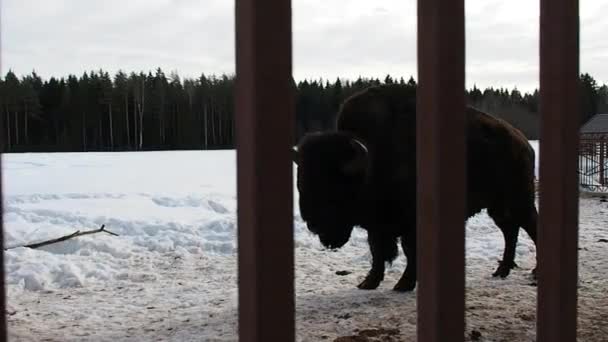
[1,0,606,93]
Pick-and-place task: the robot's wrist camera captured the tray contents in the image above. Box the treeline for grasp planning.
[1,69,606,153]
[466,73,608,139]
[0,69,234,152]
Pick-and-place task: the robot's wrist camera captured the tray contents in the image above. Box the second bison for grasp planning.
[293,84,538,292]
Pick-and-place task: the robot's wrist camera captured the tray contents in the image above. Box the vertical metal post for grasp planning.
[600,141,605,186]
[416,0,466,341]
[584,144,587,186]
[578,143,585,185]
[538,0,580,340]
[585,142,589,186]
[235,0,295,341]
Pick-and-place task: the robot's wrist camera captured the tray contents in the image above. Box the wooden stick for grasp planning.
[5,224,119,250]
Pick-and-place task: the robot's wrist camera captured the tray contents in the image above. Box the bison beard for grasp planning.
[293,84,538,292]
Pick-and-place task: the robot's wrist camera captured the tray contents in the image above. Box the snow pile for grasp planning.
[2,151,240,292]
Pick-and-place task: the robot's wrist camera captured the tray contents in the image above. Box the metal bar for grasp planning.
[234,0,295,341]
[587,143,590,185]
[600,142,605,185]
[416,0,466,340]
[537,0,580,340]
[586,148,589,184]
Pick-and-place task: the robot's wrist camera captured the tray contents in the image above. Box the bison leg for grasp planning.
[489,210,520,278]
[358,231,396,290]
[520,205,538,278]
[493,226,519,278]
[393,236,417,292]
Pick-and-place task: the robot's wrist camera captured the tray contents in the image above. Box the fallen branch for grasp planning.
[5,224,119,250]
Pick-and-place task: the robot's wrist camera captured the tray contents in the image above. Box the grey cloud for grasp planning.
[3,0,235,78]
[2,0,606,91]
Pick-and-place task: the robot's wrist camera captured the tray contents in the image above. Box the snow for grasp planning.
[3,141,608,341]
[529,140,539,177]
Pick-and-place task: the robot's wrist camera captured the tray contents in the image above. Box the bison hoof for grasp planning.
[357,276,382,290]
[492,268,510,278]
[492,260,516,278]
[393,278,416,292]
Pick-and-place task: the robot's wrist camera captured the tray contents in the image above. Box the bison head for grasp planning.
[293,132,370,249]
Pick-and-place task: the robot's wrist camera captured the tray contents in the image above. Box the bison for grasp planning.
[293,83,538,292]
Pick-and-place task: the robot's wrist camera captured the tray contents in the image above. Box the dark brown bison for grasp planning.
[293,83,537,292]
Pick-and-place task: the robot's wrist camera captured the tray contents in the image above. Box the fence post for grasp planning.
[416,0,466,341]
[234,0,295,341]
[537,0,580,340]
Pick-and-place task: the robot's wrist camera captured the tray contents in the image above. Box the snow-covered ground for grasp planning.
[2,142,608,341]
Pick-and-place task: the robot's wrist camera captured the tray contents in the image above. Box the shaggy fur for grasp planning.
[293,84,538,292]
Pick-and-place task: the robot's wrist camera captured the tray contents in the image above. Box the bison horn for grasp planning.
[343,138,369,175]
[292,146,301,165]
